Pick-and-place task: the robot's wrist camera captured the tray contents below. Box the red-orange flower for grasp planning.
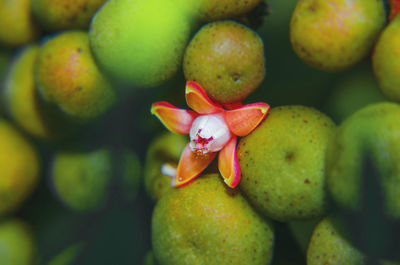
[151,81,269,188]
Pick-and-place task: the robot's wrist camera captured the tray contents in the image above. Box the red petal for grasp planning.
[185,81,223,114]
[151,102,197,134]
[222,102,243,110]
[224,103,270,137]
[218,136,240,188]
[174,143,216,187]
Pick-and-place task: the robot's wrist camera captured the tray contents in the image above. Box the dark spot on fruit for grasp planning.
[77,87,82,91]
[304,119,308,123]
[304,179,310,184]
[77,48,82,53]
[285,152,295,161]
[254,180,258,184]
[331,231,335,235]
[231,73,241,82]
[217,75,221,79]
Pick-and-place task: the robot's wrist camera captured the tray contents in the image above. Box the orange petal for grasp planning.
[151,102,197,134]
[222,101,243,110]
[224,103,270,137]
[218,136,240,188]
[174,143,216,187]
[185,81,223,114]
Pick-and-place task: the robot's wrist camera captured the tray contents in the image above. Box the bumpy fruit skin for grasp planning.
[325,72,385,123]
[290,0,385,71]
[307,216,365,265]
[31,0,106,32]
[52,149,112,212]
[237,106,335,222]
[0,120,40,216]
[0,218,35,265]
[89,0,193,88]
[372,15,400,102]
[144,133,187,201]
[3,45,75,140]
[326,103,400,219]
[35,31,116,121]
[152,174,274,265]
[184,21,265,104]
[0,0,40,47]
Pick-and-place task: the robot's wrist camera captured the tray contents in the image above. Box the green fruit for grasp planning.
[290,0,385,71]
[0,119,40,216]
[3,45,75,140]
[35,31,116,121]
[183,21,265,104]
[47,242,84,265]
[52,148,112,212]
[152,174,274,265]
[0,218,35,265]
[0,0,40,47]
[31,0,106,32]
[307,216,365,265]
[143,250,159,265]
[325,72,385,123]
[144,132,187,201]
[237,106,335,221]
[372,15,400,102]
[89,0,194,88]
[326,102,400,219]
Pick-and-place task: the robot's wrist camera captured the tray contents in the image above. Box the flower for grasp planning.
[151,81,269,188]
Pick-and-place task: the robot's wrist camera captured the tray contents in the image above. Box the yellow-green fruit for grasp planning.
[35,31,116,121]
[144,132,186,201]
[0,218,35,265]
[0,120,40,216]
[31,0,106,32]
[0,0,40,47]
[3,45,75,140]
[290,0,385,71]
[237,106,335,221]
[326,103,400,219]
[325,72,385,123]
[89,0,193,88]
[307,216,365,265]
[184,21,265,104]
[372,15,400,102]
[52,149,112,212]
[152,174,274,265]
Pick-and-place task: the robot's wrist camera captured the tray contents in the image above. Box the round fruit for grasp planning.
[31,0,106,32]
[290,0,385,71]
[237,106,335,221]
[0,120,40,216]
[372,15,400,102]
[326,102,400,219]
[35,31,116,121]
[144,132,187,201]
[152,174,274,265]
[3,45,75,140]
[0,218,35,265]
[0,0,40,47]
[184,21,265,104]
[89,0,193,88]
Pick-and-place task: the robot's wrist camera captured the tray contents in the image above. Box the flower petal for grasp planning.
[224,103,270,137]
[185,81,223,114]
[151,102,197,134]
[174,143,216,187]
[218,136,240,188]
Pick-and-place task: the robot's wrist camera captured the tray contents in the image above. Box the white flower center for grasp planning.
[189,113,231,156]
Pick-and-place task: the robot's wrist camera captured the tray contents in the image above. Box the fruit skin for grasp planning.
[326,102,400,219]
[152,173,274,265]
[183,21,265,104]
[237,106,335,222]
[0,119,40,216]
[89,0,193,88]
[0,0,40,47]
[0,218,35,265]
[3,45,75,140]
[307,216,365,265]
[31,0,106,32]
[35,31,116,121]
[290,0,385,72]
[372,15,400,102]
[144,132,187,201]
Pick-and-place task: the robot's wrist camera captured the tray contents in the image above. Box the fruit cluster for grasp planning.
[0,0,399,264]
